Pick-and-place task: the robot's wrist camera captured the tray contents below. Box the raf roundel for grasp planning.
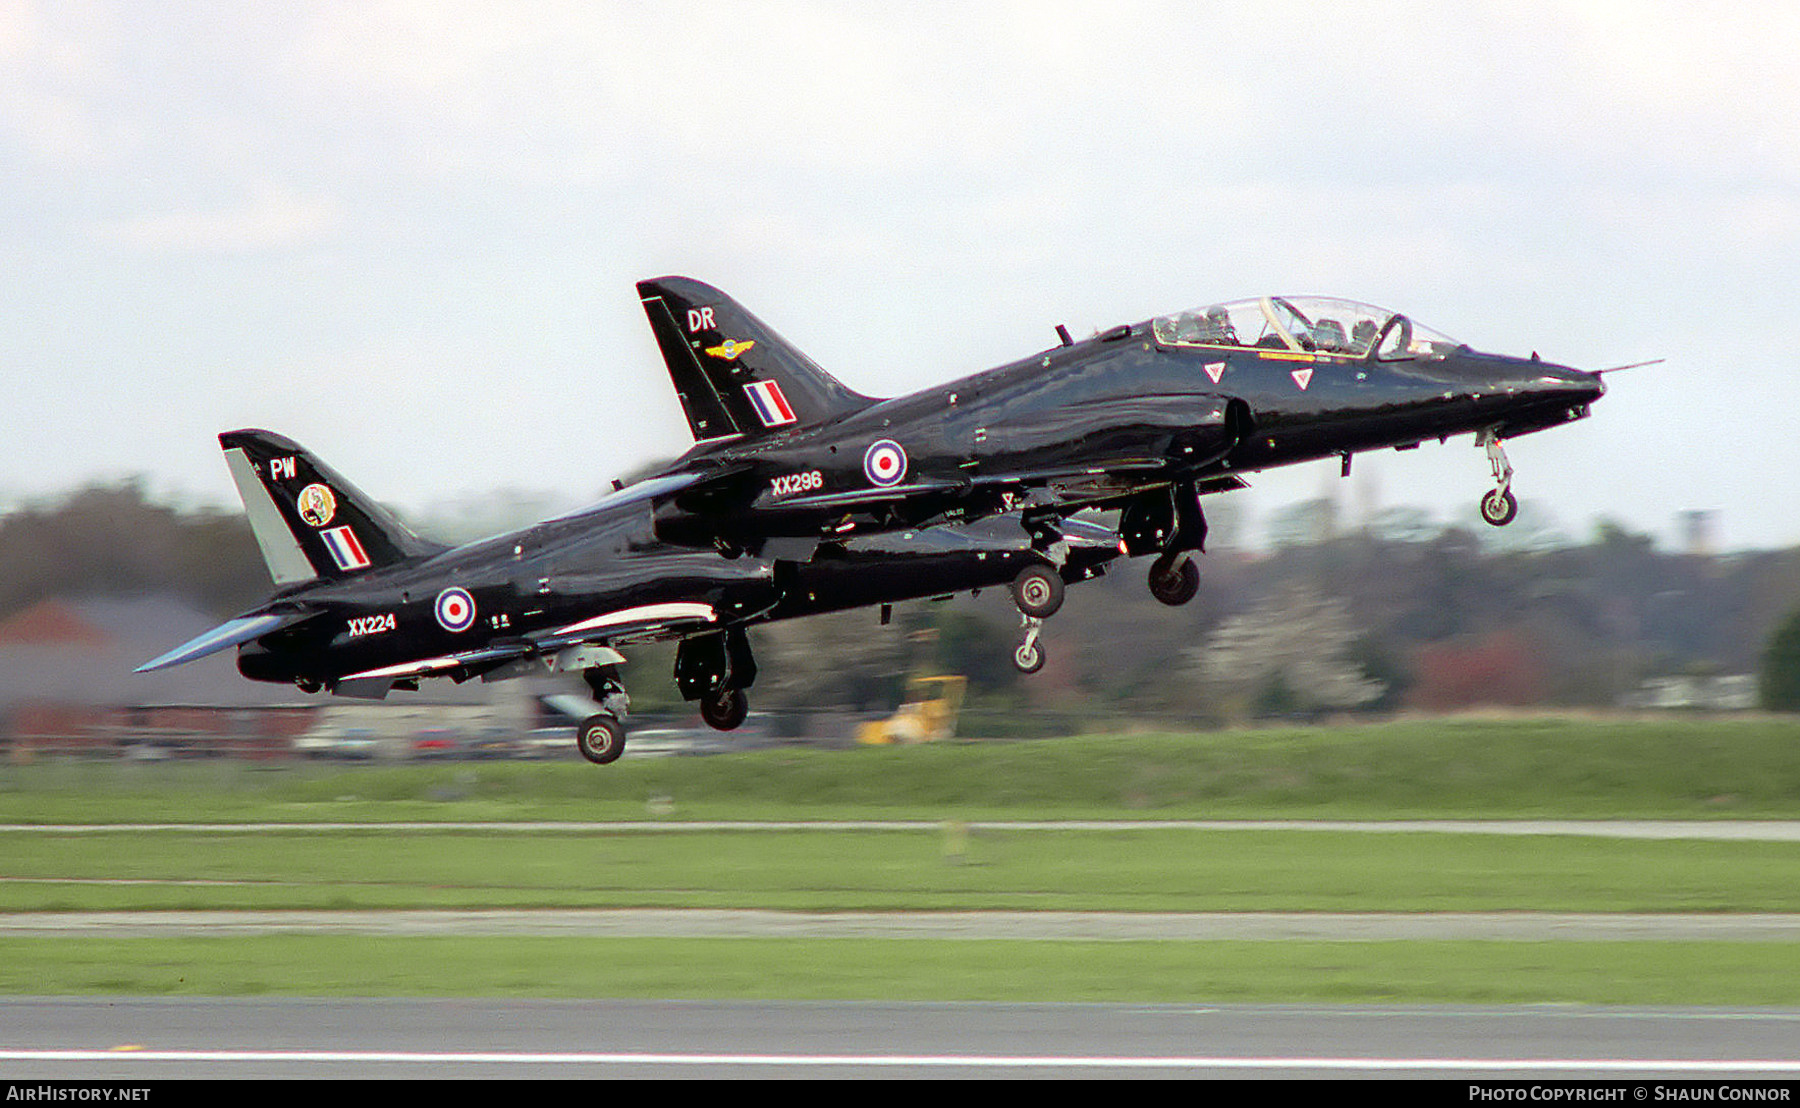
[862,440,908,487]
[434,588,476,633]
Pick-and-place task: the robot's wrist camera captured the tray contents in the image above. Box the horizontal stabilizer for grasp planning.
[134,612,312,673]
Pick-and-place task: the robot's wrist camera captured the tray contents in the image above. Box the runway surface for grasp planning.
[7,821,1798,1078]
[8,819,1800,839]
[3,998,1799,1079]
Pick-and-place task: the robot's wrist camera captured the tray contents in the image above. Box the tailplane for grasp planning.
[638,276,878,442]
[219,429,445,586]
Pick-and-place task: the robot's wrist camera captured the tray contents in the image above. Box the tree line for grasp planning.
[4,480,1799,716]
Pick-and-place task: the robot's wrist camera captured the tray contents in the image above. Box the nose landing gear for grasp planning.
[1477,429,1519,527]
[577,664,631,765]
[1007,563,1064,674]
[1012,613,1046,674]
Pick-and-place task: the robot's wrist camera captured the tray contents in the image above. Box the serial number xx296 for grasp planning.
[769,470,824,497]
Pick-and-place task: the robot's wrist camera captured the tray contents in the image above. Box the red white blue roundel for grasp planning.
[434,588,476,633]
[863,439,907,487]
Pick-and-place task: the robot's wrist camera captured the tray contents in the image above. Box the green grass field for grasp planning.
[4,936,1798,1006]
[3,717,1798,1003]
[4,716,1800,822]
[3,827,1799,913]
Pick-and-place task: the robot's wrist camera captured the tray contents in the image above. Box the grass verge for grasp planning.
[3,828,1800,913]
[3,936,1798,1006]
[2,717,1798,822]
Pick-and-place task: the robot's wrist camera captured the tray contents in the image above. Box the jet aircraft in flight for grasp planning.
[139,278,1606,763]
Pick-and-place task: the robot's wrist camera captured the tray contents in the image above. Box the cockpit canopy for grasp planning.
[1152,297,1460,360]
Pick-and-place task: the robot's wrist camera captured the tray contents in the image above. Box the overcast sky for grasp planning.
[4,1,1797,551]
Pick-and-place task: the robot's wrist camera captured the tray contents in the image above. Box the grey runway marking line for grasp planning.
[4,1049,1799,1074]
[6,819,1800,839]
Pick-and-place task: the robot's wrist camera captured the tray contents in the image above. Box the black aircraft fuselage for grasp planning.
[138,281,1607,764]
[639,284,1601,560]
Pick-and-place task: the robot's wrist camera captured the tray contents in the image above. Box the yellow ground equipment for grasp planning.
[855,675,967,745]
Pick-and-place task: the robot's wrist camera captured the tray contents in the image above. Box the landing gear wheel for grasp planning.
[1012,614,1046,674]
[1148,552,1201,606]
[577,714,625,765]
[1480,487,1519,527]
[1010,564,1065,619]
[699,688,749,732]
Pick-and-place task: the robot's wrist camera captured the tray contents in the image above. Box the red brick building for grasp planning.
[0,596,318,758]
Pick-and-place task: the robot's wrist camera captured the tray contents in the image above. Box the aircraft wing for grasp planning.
[528,601,721,650]
[331,602,724,698]
[336,644,537,687]
[656,390,1243,547]
[739,479,972,515]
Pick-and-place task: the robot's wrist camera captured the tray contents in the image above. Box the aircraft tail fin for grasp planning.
[637,276,878,442]
[218,429,447,586]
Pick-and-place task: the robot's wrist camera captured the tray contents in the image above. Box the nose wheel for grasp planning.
[1480,487,1519,527]
[1477,430,1519,527]
[1012,614,1046,674]
[577,713,625,765]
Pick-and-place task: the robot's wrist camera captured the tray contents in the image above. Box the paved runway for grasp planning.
[8,819,1800,839]
[5,821,1799,1078]
[4,998,1799,1079]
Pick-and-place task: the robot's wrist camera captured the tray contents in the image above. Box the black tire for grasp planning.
[1012,639,1045,674]
[1148,553,1201,606]
[1011,564,1065,619]
[576,714,625,765]
[1480,488,1519,527]
[700,688,749,732]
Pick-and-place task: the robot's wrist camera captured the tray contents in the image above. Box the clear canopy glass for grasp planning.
[1152,297,1459,359]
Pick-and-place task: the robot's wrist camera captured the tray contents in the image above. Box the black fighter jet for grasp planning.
[635,278,1603,599]
[139,278,1605,763]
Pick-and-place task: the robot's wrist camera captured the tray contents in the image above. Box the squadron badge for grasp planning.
[297,484,337,527]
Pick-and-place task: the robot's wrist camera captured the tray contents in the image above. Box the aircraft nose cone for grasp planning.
[1565,367,1605,400]
[1533,364,1604,403]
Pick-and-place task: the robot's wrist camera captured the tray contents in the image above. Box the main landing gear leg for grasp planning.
[577,665,630,765]
[1122,482,1207,605]
[1148,552,1201,606]
[1477,429,1519,527]
[676,629,756,732]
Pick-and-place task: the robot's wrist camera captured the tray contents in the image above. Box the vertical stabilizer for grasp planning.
[638,276,877,442]
[219,429,445,584]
